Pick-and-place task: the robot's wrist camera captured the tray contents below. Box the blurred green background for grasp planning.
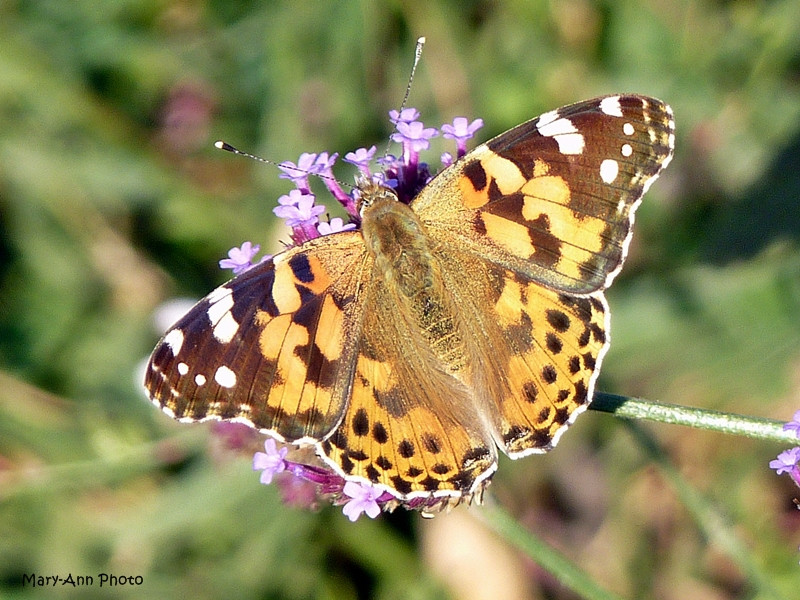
[2,1,800,599]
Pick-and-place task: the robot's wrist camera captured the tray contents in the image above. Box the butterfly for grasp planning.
[146,94,674,510]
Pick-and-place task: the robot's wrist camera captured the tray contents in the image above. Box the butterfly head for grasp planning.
[355,174,400,217]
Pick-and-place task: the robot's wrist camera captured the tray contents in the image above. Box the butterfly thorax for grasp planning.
[360,188,467,374]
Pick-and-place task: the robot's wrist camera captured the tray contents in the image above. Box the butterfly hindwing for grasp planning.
[414,95,674,294]
[146,232,369,443]
[493,288,607,456]
[431,247,608,457]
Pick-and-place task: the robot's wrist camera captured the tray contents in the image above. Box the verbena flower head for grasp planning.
[253,439,289,485]
[441,116,484,158]
[219,108,484,520]
[219,241,264,274]
[770,447,800,488]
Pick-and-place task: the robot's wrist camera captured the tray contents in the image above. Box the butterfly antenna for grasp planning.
[397,36,426,117]
[215,141,278,166]
[215,141,352,190]
[383,36,426,158]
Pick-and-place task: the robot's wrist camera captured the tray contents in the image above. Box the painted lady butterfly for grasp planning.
[146,94,674,514]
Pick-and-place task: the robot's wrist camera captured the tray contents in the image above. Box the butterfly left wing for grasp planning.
[146,232,370,443]
[413,94,675,294]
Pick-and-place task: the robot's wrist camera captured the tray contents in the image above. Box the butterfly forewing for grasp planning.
[414,94,675,294]
[146,232,369,443]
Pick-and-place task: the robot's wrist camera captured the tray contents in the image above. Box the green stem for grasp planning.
[590,392,796,444]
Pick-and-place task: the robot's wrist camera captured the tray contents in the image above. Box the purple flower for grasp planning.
[441,116,484,141]
[386,117,438,201]
[219,241,262,274]
[391,120,439,154]
[344,146,377,175]
[770,447,800,474]
[253,439,289,485]
[276,188,307,208]
[311,152,356,216]
[278,153,322,190]
[783,410,800,438]
[314,151,337,172]
[441,117,484,157]
[317,217,356,236]
[389,108,420,124]
[341,481,383,521]
[770,447,800,487]
[273,191,325,228]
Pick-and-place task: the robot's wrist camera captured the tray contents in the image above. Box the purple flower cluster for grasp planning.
[770,410,800,488]
[224,109,484,519]
[253,439,394,521]
[218,109,484,276]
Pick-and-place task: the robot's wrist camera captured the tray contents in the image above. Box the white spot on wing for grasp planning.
[556,133,585,155]
[623,122,635,136]
[600,96,623,117]
[600,159,619,184]
[536,116,585,155]
[206,286,239,343]
[164,329,184,355]
[214,366,237,388]
[213,312,239,343]
[177,362,189,375]
[536,109,560,127]
[621,143,633,157]
[195,374,207,386]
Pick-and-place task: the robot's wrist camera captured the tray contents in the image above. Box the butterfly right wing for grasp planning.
[145,231,370,444]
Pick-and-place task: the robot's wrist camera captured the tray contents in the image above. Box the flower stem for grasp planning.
[590,392,795,444]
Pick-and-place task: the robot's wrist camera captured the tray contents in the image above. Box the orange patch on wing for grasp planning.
[521,176,571,218]
[302,255,334,293]
[459,174,490,209]
[481,213,534,258]
[315,295,346,361]
[483,153,526,194]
